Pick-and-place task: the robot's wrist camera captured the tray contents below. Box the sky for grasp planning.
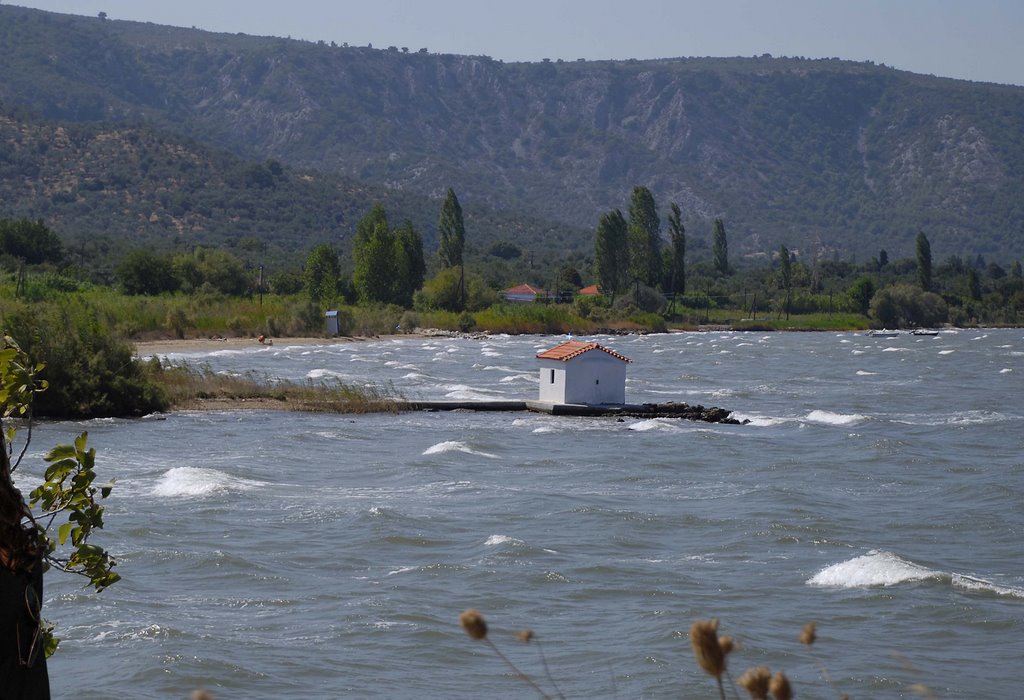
[10,0,1024,87]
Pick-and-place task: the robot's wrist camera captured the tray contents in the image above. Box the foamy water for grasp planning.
[29,329,1024,698]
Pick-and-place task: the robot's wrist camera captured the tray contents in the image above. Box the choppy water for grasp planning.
[17,330,1024,698]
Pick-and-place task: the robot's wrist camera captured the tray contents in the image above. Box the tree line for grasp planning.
[2,182,1024,332]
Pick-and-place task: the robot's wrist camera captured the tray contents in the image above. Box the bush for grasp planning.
[2,300,168,418]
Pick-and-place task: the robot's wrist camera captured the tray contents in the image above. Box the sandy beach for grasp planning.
[133,335,378,356]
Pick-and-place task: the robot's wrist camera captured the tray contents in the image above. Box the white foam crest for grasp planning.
[484,534,524,547]
[882,347,909,353]
[482,365,517,372]
[805,410,867,426]
[306,368,348,380]
[628,418,684,432]
[444,385,504,401]
[855,370,877,376]
[850,349,865,355]
[402,372,430,380]
[481,350,503,357]
[152,467,265,498]
[1000,368,1012,373]
[951,574,1024,599]
[731,412,790,427]
[938,349,955,355]
[808,551,939,588]
[532,426,559,433]
[422,441,498,459]
[500,374,536,384]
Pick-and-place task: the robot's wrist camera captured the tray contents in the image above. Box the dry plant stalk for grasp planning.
[800,622,817,646]
[458,609,553,699]
[460,609,487,640]
[737,666,772,699]
[690,618,728,700]
[769,671,793,700]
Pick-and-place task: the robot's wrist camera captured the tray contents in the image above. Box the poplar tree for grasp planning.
[594,209,629,300]
[628,186,661,288]
[667,202,686,299]
[438,188,466,308]
[916,230,933,292]
[393,220,426,307]
[712,218,729,275]
[778,245,792,319]
[353,220,397,304]
[304,244,340,306]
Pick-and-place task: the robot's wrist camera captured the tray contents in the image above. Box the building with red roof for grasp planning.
[536,340,631,405]
[500,283,545,303]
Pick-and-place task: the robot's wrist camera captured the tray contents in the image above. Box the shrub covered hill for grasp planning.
[2,4,1023,264]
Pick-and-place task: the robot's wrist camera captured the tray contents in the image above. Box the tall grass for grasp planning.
[151,362,404,413]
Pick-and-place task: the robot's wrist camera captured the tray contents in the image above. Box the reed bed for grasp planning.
[150,362,404,413]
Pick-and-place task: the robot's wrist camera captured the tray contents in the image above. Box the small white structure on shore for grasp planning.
[324,310,341,336]
[536,340,632,405]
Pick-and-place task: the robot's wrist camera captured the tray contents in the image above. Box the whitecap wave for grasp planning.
[731,412,790,427]
[152,467,265,498]
[307,368,348,380]
[1000,368,1013,374]
[809,552,1024,598]
[951,574,1024,598]
[938,349,955,355]
[805,410,867,426]
[808,550,939,587]
[855,370,877,376]
[484,534,524,546]
[443,384,504,401]
[422,441,498,459]
[628,418,684,432]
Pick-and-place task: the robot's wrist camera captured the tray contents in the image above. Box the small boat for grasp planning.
[910,329,939,336]
[866,329,900,337]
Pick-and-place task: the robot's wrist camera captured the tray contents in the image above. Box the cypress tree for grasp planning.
[595,209,629,300]
[667,202,686,299]
[916,231,933,292]
[712,218,729,275]
[438,188,466,308]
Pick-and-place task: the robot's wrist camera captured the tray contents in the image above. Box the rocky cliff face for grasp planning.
[2,5,1022,261]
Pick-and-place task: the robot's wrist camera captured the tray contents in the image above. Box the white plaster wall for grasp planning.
[538,353,627,404]
[537,360,566,402]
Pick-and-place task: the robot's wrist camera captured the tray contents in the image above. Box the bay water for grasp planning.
[20,330,1024,698]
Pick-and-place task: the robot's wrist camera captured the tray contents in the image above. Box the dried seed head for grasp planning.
[769,671,793,700]
[459,609,488,641]
[718,635,735,656]
[690,619,725,678]
[516,629,535,643]
[800,622,817,646]
[737,666,772,700]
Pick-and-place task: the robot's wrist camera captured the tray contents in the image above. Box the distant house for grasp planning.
[324,310,341,336]
[501,283,544,303]
[578,284,601,296]
[536,340,631,405]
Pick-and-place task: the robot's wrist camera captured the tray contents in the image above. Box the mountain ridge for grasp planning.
[1,4,1022,264]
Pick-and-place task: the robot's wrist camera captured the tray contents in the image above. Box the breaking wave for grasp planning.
[422,441,498,459]
[152,467,266,498]
[808,550,1024,598]
[805,410,868,426]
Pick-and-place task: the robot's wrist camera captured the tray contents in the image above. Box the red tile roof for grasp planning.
[578,284,601,295]
[502,283,544,296]
[536,340,632,363]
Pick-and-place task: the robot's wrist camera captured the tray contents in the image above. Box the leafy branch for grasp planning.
[1,335,119,657]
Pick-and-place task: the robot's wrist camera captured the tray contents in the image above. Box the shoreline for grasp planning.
[133,333,422,356]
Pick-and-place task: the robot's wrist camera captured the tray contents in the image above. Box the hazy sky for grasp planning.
[11,0,1024,86]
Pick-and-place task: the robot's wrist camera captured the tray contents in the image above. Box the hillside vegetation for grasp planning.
[1,4,1023,264]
